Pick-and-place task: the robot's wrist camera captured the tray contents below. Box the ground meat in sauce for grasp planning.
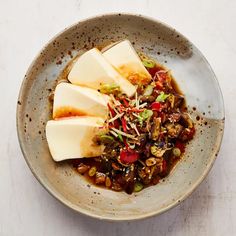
[70,53,196,194]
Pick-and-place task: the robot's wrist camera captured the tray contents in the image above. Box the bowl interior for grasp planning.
[17,14,224,220]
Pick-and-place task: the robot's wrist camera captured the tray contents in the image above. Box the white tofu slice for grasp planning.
[53,83,110,119]
[103,40,152,85]
[68,48,136,97]
[46,117,105,161]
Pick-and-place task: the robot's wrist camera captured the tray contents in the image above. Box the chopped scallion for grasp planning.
[142,59,156,68]
[100,83,120,94]
[156,91,170,102]
[134,182,144,192]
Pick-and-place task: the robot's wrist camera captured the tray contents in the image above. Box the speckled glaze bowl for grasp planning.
[17,13,224,221]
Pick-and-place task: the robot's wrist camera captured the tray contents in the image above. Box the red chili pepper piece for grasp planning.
[114,121,120,129]
[122,98,129,107]
[107,103,120,128]
[120,149,139,164]
[121,117,127,132]
[107,103,115,116]
[150,102,161,111]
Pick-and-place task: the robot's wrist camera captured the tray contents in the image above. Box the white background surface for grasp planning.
[0,0,235,235]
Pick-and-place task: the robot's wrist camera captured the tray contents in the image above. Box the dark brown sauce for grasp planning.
[171,78,187,112]
[71,158,107,186]
[171,77,183,95]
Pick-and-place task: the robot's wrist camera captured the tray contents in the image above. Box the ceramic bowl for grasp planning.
[17,13,224,221]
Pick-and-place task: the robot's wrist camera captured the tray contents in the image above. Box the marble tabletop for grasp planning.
[0,0,235,235]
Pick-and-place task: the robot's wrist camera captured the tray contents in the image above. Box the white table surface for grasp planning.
[1,0,235,235]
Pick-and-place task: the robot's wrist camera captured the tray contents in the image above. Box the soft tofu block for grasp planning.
[46,117,105,161]
[103,40,151,85]
[68,48,136,97]
[53,83,109,119]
